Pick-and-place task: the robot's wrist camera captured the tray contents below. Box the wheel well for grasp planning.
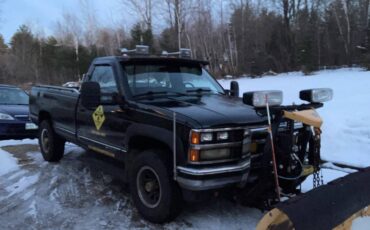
[126,136,174,181]
[39,111,51,123]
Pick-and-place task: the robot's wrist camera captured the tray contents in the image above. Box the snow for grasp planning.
[220,68,370,168]
[5,173,40,198]
[0,139,37,176]
[321,162,357,174]
[0,148,19,176]
[300,168,348,192]
[0,140,263,229]
[352,216,370,230]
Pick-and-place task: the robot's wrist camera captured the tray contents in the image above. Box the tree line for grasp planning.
[0,0,369,86]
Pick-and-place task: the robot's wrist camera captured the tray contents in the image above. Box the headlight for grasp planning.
[200,133,213,142]
[217,132,228,140]
[0,113,14,120]
[300,88,333,103]
[243,90,283,108]
[244,129,250,137]
[191,131,229,144]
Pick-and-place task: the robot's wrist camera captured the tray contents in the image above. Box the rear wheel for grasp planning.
[130,150,182,223]
[39,120,65,162]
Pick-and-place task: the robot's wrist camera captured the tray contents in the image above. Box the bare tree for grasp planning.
[124,0,154,30]
[162,0,196,49]
[79,0,99,47]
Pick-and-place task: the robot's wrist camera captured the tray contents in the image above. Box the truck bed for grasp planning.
[29,85,80,141]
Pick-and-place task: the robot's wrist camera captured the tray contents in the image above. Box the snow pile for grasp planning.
[0,139,37,176]
[219,68,370,168]
[0,148,19,176]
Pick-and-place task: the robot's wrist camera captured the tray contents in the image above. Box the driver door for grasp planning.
[77,65,127,157]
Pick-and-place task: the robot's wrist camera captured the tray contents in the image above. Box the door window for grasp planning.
[90,65,118,103]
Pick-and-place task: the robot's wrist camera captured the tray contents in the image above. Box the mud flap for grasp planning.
[257,167,370,230]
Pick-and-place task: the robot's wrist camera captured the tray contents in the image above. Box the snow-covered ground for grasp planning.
[220,68,370,168]
[0,139,35,176]
[0,68,369,229]
[0,139,262,229]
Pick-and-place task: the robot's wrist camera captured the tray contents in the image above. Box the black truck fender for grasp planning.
[125,123,186,164]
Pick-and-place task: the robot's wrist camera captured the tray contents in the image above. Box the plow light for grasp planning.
[243,90,283,108]
[300,88,333,103]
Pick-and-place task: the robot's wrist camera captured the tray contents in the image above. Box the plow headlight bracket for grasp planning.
[243,90,283,108]
[300,88,333,103]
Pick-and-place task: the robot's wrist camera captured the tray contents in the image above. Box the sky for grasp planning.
[0,0,138,43]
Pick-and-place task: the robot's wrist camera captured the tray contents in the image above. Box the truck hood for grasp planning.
[145,95,266,128]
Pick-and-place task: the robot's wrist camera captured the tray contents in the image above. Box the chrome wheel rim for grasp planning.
[136,166,162,208]
[41,129,50,154]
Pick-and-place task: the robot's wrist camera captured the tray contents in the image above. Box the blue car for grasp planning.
[0,84,38,140]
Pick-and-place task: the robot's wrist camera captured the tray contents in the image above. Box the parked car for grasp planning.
[0,84,38,140]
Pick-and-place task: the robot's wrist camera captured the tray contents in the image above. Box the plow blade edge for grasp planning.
[257,167,370,230]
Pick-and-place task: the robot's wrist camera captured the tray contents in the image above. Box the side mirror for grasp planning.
[230,81,239,97]
[80,82,101,108]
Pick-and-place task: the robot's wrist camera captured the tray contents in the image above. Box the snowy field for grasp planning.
[0,68,369,229]
[220,68,370,168]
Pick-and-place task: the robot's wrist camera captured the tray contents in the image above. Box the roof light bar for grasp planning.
[120,45,149,56]
[161,48,192,59]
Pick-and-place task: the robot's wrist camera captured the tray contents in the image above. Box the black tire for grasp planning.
[130,150,182,223]
[38,120,65,162]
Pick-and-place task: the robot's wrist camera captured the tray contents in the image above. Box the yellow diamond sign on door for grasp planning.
[92,105,105,130]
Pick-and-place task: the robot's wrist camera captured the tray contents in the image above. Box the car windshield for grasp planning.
[122,62,224,98]
[0,88,29,105]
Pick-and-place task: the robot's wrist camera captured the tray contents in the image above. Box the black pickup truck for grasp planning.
[30,50,332,223]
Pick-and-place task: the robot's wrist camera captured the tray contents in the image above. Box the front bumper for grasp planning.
[0,121,38,140]
[176,158,250,191]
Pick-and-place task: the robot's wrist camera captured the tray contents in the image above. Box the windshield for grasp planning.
[0,88,29,105]
[122,62,224,98]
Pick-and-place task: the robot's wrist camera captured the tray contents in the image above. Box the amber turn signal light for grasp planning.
[191,131,200,144]
[189,149,199,162]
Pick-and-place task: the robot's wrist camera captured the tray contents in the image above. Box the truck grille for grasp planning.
[248,127,269,169]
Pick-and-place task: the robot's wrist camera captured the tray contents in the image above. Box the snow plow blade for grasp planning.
[257,167,370,230]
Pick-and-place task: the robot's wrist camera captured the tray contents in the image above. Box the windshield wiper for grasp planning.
[134,91,187,99]
[186,88,212,94]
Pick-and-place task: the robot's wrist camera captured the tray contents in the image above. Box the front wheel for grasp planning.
[130,150,182,223]
[39,120,65,162]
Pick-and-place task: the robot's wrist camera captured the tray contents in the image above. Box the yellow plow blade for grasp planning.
[256,167,370,230]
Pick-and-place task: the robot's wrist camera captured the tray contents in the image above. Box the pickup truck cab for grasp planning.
[30,50,331,223]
